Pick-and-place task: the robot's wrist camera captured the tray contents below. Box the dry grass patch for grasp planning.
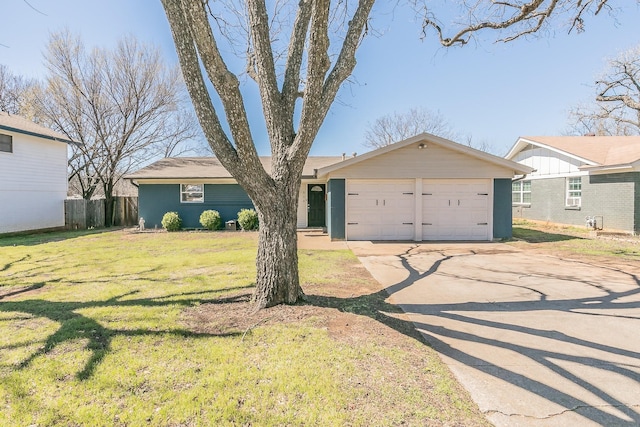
[511,219,640,263]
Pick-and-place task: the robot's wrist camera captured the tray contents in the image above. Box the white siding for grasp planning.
[297,184,307,228]
[326,143,515,180]
[512,147,584,177]
[0,131,68,233]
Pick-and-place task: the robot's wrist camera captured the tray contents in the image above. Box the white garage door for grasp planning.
[422,179,490,241]
[347,180,415,240]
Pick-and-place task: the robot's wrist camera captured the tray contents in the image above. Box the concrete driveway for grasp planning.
[348,241,640,427]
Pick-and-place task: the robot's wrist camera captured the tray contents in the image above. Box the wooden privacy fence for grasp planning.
[65,197,138,229]
[113,196,139,227]
[65,199,105,230]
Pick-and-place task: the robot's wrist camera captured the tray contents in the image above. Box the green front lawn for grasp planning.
[0,230,488,426]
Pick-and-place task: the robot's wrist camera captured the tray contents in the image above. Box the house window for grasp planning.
[566,177,582,207]
[0,134,12,153]
[181,184,204,203]
[512,180,531,205]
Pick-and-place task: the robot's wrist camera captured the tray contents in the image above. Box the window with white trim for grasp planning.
[0,134,12,153]
[180,184,204,203]
[566,177,581,207]
[512,180,531,205]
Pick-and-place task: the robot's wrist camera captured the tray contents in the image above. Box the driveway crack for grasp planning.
[485,403,640,420]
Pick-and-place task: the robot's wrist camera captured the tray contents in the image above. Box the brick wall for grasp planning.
[513,173,639,233]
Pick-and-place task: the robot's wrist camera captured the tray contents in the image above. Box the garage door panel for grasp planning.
[471,209,489,222]
[347,209,377,223]
[381,224,414,240]
[347,180,415,241]
[422,179,490,241]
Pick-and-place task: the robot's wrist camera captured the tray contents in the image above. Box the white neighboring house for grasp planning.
[0,112,74,234]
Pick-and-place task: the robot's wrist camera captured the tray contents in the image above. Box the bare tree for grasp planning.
[567,103,640,136]
[567,45,640,136]
[33,31,199,224]
[0,64,35,114]
[160,0,624,309]
[363,107,456,149]
[363,107,495,153]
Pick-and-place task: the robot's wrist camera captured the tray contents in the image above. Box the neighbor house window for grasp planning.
[0,134,12,153]
[181,184,204,203]
[566,177,581,207]
[512,180,531,205]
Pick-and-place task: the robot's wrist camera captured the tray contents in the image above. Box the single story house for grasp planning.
[127,133,532,241]
[506,135,640,234]
[0,112,73,234]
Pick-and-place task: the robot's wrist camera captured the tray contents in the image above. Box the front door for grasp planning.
[307,184,326,227]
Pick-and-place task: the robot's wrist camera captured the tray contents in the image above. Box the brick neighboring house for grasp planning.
[505,135,640,234]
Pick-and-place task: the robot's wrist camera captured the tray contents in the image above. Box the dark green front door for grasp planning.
[307,184,326,227]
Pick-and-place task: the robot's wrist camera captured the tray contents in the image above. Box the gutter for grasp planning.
[0,124,78,145]
[511,174,529,182]
[579,164,634,173]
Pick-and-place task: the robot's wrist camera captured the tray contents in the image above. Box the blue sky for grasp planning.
[2,0,639,157]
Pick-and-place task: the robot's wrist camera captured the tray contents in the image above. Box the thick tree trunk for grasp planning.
[104,182,115,227]
[252,186,303,309]
[104,196,114,227]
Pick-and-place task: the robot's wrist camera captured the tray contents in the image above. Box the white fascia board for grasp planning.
[508,137,599,166]
[504,138,530,160]
[134,178,239,185]
[526,171,589,180]
[579,163,636,174]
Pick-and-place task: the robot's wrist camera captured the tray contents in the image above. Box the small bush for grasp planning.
[161,211,182,232]
[237,208,259,231]
[199,210,222,230]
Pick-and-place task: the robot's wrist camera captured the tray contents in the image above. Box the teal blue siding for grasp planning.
[327,179,345,240]
[493,179,513,239]
[138,184,254,229]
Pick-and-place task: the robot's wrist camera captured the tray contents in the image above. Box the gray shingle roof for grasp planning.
[126,156,345,180]
[0,112,76,144]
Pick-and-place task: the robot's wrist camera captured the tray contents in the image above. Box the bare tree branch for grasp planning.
[281,0,313,119]
[568,45,640,136]
[170,0,271,196]
[420,0,617,47]
[246,0,286,148]
[0,64,36,114]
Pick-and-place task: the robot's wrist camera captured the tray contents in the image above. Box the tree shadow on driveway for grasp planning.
[309,246,640,426]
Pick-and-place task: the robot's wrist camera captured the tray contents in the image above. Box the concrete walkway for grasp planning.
[348,241,640,427]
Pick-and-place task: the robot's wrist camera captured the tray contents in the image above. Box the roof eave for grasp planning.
[0,124,78,145]
[125,176,234,181]
[579,163,637,174]
[507,136,599,166]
